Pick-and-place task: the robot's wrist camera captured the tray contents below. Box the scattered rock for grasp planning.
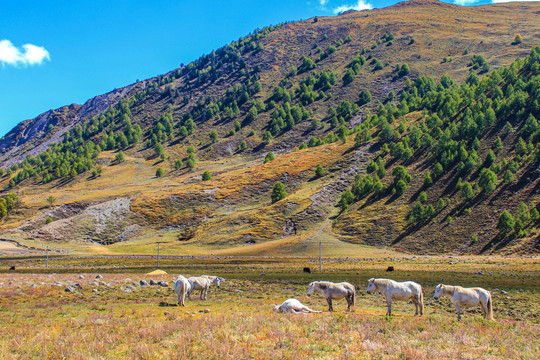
[149,279,158,286]
[203,309,210,313]
[260,273,266,276]
[139,280,148,286]
[65,286,74,293]
[164,311,170,316]
[95,274,103,279]
[158,281,169,287]
[78,275,85,279]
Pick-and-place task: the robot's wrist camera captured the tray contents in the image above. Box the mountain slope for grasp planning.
[0,0,539,256]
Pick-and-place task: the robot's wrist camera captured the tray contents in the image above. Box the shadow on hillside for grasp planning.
[391,221,425,245]
[53,177,75,188]
[480,232,509,254]
[252,142,268,153]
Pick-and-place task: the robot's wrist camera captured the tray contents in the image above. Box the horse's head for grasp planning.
[213,277,225,288]
[433,284,444,300]
[273,305,280,313]
[366,278,376,294]
[306,282,315,296]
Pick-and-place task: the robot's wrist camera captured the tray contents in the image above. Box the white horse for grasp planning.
[306,281,355,312]
[434,284,494,321]
[366,278,424,316]
[187,275,224,300]
[273,298,321,314]
[173,275,191,306]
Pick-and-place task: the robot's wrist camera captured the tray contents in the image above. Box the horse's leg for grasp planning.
[178,288,185,306]
[480,300,487,319]
[346,295,352,312]
[413,296,419,316]
[456,305,462,321]
[326,297,333,312]
[200,288,204,300]
[385,296,392,316]
[204,286,208,300]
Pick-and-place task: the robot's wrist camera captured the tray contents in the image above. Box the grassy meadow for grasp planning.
[0,256,538,359]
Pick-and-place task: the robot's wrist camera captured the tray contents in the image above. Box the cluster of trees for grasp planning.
[497,202,539,238]
[0,193,18,218]
[268,102,310,135]
[338,46,540,223]
[343,54,367,85]
[394,46,540,198]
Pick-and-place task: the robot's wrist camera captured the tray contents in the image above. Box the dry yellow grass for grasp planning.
[0,256,538,359]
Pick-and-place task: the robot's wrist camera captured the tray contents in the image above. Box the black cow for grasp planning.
[386,266,394,272]
[303,267,311,273]
[9,266,15,271]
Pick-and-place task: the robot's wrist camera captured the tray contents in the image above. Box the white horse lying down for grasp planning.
[434,284,494,321]
[187,275,224,300]
[273,298,321,314]
[366,278,424,316]
[173,275,191,306]
[306,281,355,312]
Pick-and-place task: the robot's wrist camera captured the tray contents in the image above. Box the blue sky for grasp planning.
[0,0,520,137]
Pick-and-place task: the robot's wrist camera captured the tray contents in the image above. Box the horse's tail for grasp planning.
[419,287,425,315]
[487,293,494,321]
[351,288,356,307]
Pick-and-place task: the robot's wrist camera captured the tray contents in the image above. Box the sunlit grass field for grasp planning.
[0,256,538,359]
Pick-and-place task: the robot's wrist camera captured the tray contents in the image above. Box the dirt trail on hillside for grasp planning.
[293,145,372,229]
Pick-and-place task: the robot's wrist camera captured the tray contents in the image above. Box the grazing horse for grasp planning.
[434,284,494,321]
[366,278,424,316]
[173,275,191,306]
[386,266,394,272]
[306,281,355,312]
[187,275,224,300]
[273,298,321,314]
[303,267,311,273]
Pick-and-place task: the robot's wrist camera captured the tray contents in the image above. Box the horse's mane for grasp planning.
[374,278,394,288]
[441,284,457,296]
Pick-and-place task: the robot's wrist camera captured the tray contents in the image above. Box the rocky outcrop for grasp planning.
[0,82,146,169]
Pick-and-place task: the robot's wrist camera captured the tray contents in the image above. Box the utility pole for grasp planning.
[46,246,49,269]
[156,242,165,268]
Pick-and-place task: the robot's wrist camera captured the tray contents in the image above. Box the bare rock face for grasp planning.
[282,219,297,236]
[0,82,145,169]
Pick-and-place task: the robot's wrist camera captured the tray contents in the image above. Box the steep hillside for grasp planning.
[0,0,538,256]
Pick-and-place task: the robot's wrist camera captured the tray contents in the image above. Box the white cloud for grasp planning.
[319,0,329,5]
[0,40,50,67]
[333,1,373,14]
[453,0,481,4]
